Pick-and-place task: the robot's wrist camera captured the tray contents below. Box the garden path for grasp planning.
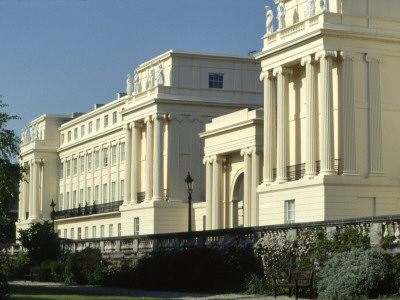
[10,281,302,299]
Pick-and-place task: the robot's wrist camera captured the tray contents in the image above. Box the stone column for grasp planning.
[152,114,164,201]
[18,172,23,220]
[204,157,213,230]
[251,148,260,226]
[29,163,33,217]
[341,51,358,175]
[131,123,140,204]
[21,164,28,220]
[366,54,384,176]
[273,67,292,182]
[31,159,40,220]
[301,55,318,177]
[123,124,131,205]
[316,50,337,175]
[167,114,183,201]
[241,148,251,227]
[145,117,153,201]
[261,70,275,184]
[212,155,223,229]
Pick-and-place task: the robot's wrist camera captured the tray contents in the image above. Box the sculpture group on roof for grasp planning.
[265,0,329,36]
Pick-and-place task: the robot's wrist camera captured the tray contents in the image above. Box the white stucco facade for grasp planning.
[17,0,400,238]
[17,50,263,237]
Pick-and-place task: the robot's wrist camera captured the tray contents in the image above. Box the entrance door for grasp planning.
[232,172,244,227]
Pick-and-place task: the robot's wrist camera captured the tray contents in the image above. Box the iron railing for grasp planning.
[271,159,342,182]
[54,200,123,220]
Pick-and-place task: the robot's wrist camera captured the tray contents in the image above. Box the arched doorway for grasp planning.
[231,172,244,227]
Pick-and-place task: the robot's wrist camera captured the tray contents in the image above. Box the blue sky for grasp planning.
[1,0,277,139]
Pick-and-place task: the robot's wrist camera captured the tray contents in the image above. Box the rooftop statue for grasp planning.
[320,0,329,12]
[277,0,286,30]
[306,0,315,18]
[126,74,133,97]
[157,60,164,86]
[134,70,140,94]
[148,63,155,89]
[265,6,274,35]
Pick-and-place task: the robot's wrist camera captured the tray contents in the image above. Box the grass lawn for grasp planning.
[10,284,168,300]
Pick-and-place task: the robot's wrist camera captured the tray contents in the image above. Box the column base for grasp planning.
[261,179,274,186]
[341,171,359,176]
[152,197,163,202]
[303,172,318,180]
[368,172,386,178]
[318,170,336,177]
[275,178,288,184]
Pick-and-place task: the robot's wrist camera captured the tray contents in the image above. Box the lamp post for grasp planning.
[184,172,194,232]
[50,199,56,234]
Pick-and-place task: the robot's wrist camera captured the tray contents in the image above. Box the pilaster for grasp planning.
[152,113,165,201]
[144,116,153,202]
[365,54,384,177]
[123,124,131,205]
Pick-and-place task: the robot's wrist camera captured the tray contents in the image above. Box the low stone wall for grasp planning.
[5,215,400,261]
[58,214,400,260]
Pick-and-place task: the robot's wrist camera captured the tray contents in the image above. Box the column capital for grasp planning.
[167,113,183,122]
[123,124,131,131]
[240,148,252,157]
[260,70,274,81]
[144,116,152,124]
[365,54,383,64]
[300,55,313,66]
[273,66,293,77]
[151,113,166,121]
[340,51,356,61]
[209,155,225,164]
[203,156,212,164]
[315,50,337,61]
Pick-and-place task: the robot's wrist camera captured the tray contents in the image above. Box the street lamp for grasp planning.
[184,172,194,232]
[50,199,56,233]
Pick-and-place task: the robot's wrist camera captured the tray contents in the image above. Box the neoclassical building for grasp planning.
[17,0,400,238]
[17,50,263,237]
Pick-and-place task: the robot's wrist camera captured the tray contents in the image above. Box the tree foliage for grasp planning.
[18,221,60,264]
[0,97,24,243]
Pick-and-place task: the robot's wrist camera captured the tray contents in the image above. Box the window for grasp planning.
[74,128,78,139]
[80,189,84,206]
[121,142,125,162]
[104,115,109,128]
[87,187,92,204]
[61,134,65,144]
[285,200,295,224]
[96,118,100,131]
[80,156,84,173]
[209,73,224,89]
[78,227,82,239]
[66,192,70,209]
[88,122,93,134]
[103,147,108,167]
[109,224,113,237]
[68,131,71,142]
[120,180,124,202]
[59,163,64,179]
[95,150,100,169]
[113,111,117,124]
[134,217,139,236]
[95,185,99,204]
[118,223,121,237]
[64,229,67,238]
[112,145,117,165]
[92,226,96,238]
[85,227,89,239]
[67,160,71,177]
[73,190,77,208]
[71,228,75,239]
[73,158,77,175]
[103,184,107,203]
[87,153,92,171]
[59,194,63,211]
[111,182,116,202]
[81,125,85,137]
[100,225,105,238]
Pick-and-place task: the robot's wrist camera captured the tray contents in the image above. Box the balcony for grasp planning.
[54,200,123,220]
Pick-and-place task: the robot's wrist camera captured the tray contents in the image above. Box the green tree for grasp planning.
[0,97,24,243]
[18,221,60,264]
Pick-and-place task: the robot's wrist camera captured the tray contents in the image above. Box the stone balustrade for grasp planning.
[4,215,400,260]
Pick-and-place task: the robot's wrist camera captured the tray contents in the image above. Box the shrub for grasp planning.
[244,274,268,294]
[0,269,9,300]
[9,251,30,280]
[64,247,103,284]
[18,221,60,264]
[40,259,64,282]
[317,248,388,299]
